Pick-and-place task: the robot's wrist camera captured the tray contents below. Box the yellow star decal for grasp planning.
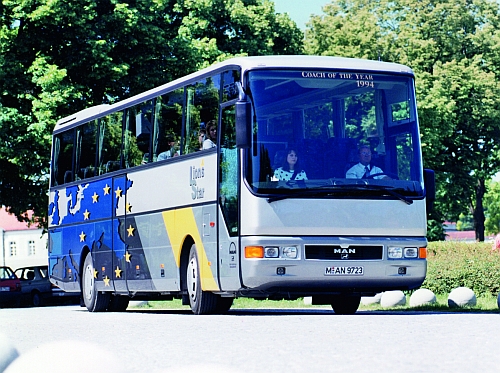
[92,192,99,203]
[103,184,111,195]
[127,225,135,237]
[125,251,131,262]
[83,209,90,220]
[115,266,122,278]
[115,187,123,198]
[93,269,98,279]
[79,231,86,242]
[103,276,110,286]
[126,202,132,213]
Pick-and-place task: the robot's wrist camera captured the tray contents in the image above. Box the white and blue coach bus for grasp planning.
[48,56,435,314]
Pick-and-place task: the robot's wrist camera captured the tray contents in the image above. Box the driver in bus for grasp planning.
[346,145,387,179]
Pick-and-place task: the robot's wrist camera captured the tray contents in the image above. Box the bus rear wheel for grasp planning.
[187,244,219,315]
[331,294,361,315]
[82,254,110,312]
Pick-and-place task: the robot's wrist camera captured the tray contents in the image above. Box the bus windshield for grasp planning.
[245,69,423,199]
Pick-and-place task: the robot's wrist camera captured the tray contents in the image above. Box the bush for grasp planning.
[422,241,500,296]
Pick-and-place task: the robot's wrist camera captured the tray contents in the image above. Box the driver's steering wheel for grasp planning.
[366,172,398,180]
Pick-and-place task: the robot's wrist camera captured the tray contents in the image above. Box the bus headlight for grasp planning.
[264,247,279,258]
[282,246,298,259]
[246,245,299,259]
[388,247,403,259]
[404,247,418,258]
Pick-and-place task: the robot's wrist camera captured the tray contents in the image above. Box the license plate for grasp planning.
[325,266,364,276]
[0,287,10,292]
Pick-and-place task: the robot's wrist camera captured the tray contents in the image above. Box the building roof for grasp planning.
[0,208,39,231]
[445,229,495,242]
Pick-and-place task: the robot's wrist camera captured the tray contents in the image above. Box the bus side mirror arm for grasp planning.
[235,83,251,149]
[424,169,435,212]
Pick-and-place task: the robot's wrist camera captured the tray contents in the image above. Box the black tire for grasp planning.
[82,254,110,312]
[331,294,361,315]
[31,292,42,307]
[187,244,218,315]
[215,297,234,314]
[108,295,130,312]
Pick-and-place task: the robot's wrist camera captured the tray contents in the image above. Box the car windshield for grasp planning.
[244,69,424,198]
[0,267,15,280]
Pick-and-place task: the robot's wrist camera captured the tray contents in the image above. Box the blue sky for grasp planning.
[272,0,327,29]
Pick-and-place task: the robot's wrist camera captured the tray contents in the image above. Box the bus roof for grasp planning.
[54,55,414,132]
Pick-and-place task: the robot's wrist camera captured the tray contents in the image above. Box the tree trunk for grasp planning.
[473,178,486,242]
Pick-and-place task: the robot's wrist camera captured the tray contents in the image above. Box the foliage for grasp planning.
[485,180,500,234]
[426,214,446,241]
[304,0,500,241]
[422,241,500,296]
[456,213,474,231]
[0,0,303,226]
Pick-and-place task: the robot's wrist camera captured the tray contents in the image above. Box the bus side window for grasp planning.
[154,89,184,161]
[123,101,153,168]
[185,75,220,154]
[75,120,97,180]
[220,104,238,236]
[52,129,75,185]
[98,111,123,174]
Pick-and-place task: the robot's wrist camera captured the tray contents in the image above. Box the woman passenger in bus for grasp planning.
[197,128,206,151]
[272,149,308,181]
[203,120,217,149]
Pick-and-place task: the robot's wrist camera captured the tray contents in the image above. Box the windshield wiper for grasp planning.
[267,188,343,203]
[267,184,413,205]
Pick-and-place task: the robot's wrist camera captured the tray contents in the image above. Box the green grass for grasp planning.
[134,294,499,312]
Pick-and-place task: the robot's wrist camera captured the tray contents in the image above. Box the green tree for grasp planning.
[485,180,500,234]
[304,0,500,241]
[0,0,303,226]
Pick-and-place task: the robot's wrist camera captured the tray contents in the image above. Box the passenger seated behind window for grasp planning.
[157,137,179,160]
[345,145,387,179]
[203,120,217,149]
[197,129,206,151]
[271,149,308,181]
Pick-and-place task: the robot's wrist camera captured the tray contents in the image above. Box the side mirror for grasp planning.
[423,169,435,212]
[236,100,251,149]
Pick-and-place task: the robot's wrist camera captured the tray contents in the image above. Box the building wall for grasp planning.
[1,229,48,270]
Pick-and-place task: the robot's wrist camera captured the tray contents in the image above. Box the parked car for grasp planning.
[15,265,79,307]
[0,266,22,307]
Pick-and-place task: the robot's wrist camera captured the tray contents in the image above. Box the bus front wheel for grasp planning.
[108,295,130,312]
[187,245,218,315]
[331,294,361,315]
[82,254,110,312]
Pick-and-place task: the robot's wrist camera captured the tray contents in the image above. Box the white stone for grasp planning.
[0,334,19,373]
[161,364,242,373]
[409,288,436,307]
[303,296,312,305]
[4,340,126,373]
[361,293,382,305]
[380,291,406,307]
[447,287,476,308]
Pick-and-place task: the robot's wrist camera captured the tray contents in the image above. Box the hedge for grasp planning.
[421,241,500,296]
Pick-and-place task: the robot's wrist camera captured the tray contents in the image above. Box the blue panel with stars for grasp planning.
[49,178,115,226]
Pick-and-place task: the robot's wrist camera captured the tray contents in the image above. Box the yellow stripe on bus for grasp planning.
[162,208,219,291]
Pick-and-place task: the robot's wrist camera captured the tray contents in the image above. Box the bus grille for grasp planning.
[305,245,383,260]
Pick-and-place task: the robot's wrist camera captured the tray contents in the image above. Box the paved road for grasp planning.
[1,305,499,373]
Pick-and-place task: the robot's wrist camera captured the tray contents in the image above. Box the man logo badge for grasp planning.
[341,253,349,260]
